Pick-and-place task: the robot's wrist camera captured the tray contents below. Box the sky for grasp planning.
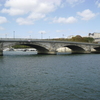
[0,0,100,39]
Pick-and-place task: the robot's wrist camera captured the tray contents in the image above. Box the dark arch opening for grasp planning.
[65,45,85,54]
[93,47,100,53]
[13,43,49,54]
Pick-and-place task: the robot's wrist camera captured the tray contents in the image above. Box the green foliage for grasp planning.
[70,35,83,42]
[83,37,94,42]
[52,35,94,43]
[67,35,94,42]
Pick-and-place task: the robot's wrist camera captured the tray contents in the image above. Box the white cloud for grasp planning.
[16,18,34,25]
[28,12,45,20]
[0,26,5,30]
[1,0,61,15]
[95,0,100,8]
[0,16,8,24]
[66,0,85,7]
[16,12,46,25]
[77,9,96,20]
[1,8,26,16]
[53,16,77,24]
[1,0,62,25]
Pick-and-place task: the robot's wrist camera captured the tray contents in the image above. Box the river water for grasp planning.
[0,51,100,100]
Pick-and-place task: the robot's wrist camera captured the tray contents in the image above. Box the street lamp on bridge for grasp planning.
[13,31,15,38]
[41,32,43,39]
[39,31,46,39]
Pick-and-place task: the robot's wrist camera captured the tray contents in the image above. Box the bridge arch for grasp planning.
[22,44,49,54]
[3,42,57,54]
[93,47,100,53]
[61,45,85,54]
[12,42,50,54]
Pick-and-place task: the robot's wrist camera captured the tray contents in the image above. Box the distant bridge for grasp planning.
[0,38,100,55]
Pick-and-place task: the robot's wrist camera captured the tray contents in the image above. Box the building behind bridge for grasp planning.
[89,32,100,42]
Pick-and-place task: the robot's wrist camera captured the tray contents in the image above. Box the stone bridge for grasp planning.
[0,38,100,55]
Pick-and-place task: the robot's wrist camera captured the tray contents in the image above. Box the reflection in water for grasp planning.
[0,51,100,100]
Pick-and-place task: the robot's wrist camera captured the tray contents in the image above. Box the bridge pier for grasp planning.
[91,48,100,53]
[0,50,3,56]
[0,43,3,56]
[37,50,57,55]
[71,50,91,54]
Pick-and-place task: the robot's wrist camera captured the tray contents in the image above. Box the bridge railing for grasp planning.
[0,38,44,41]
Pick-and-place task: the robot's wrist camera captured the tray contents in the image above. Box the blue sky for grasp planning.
[0,0,100,39]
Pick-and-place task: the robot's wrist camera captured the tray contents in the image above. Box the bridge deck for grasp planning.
[0,38,100,46]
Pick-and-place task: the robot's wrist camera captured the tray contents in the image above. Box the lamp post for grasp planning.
[62,34,64,39]
[13,31,15,38]
[40,31,46,39]
[29,35,31,39]
[41,32,43,39]
[5,34,7,38]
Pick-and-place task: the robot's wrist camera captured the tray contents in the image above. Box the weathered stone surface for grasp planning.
[0,39,100,55]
